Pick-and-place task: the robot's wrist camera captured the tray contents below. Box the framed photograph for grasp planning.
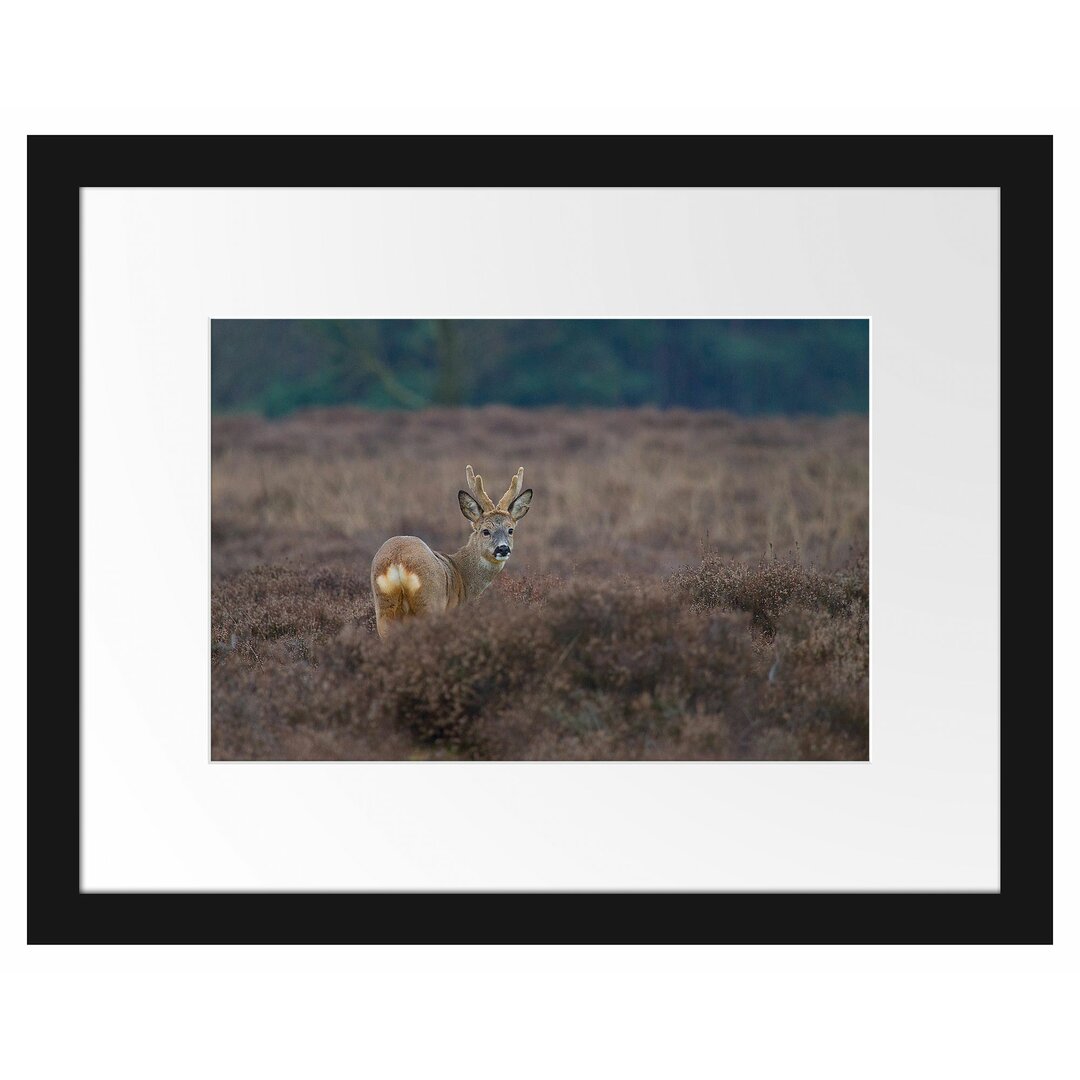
[33,135,1049,942]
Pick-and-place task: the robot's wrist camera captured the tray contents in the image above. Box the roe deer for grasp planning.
[370,465,533,638]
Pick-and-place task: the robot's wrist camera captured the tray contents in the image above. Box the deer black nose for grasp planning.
[495,545,510,557]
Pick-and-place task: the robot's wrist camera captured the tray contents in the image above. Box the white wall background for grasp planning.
[2,3,1076,1078]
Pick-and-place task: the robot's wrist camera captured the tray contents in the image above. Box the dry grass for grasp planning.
[211,406,868,760]
[212,406,867,578]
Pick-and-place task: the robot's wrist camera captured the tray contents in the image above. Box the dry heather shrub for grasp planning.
[212,639,415,760]
[211,552,869,761]
[670,549,868,635]
[490,570,564,606]
[310,582,766,760]
[346,612,532,756]
[664,550,869,757]
[211,565,375,662]
[755,605,869,759]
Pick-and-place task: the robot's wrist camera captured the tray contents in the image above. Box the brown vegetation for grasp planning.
[212,407,868,760]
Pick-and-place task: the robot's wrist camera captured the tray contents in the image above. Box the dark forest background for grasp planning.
[211,318,869,417]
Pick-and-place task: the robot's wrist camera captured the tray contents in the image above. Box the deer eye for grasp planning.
[482,529,491,536]
[508,528,514,535]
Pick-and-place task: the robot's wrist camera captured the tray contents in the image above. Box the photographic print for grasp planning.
[211,318,869,761]
[32,132,1042,942]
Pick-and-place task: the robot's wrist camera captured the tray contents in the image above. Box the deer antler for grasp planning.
[496,467,525,512]
[465,465,496,512]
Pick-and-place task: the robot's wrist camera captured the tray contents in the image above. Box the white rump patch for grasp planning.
[376,563,422,596]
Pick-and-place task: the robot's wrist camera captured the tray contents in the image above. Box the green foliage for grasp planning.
[211,318,869,417]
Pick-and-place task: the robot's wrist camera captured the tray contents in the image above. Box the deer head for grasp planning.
[458,465,533,566]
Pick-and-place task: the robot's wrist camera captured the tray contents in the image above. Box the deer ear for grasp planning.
[458,490,483,522]
[507,488,532,521]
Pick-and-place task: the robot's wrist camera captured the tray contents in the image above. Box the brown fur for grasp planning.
[371,466,533,638]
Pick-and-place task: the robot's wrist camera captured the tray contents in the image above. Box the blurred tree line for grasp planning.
[211,319,868,417]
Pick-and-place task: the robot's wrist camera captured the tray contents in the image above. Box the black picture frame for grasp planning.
[30,134,1051,944]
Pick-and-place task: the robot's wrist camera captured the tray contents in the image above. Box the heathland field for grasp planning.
[211,406,869,760]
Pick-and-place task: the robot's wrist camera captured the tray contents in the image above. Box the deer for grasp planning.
[370,466,533,638]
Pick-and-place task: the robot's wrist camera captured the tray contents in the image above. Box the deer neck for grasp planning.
[446,542,505,603]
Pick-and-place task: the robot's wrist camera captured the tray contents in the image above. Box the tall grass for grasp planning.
[213,406,868,577]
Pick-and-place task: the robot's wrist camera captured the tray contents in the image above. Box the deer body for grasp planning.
[371,466,532,639]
